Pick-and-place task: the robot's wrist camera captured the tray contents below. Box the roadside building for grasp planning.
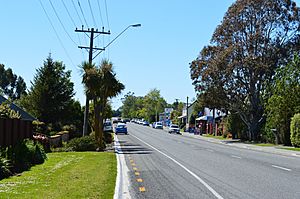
[196,107,226,135]
[0,95,35,121]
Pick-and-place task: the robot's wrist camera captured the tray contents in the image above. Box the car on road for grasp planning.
[142,121,150,126]
[154,122,163,129]
[115,123,128,135]
[168,124,181,134]
[103,121,113,132]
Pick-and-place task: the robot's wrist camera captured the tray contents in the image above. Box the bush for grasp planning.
[104,132,113,144]
[290,113,300,147]
[6,139,47,173]
[66,136,97,151]
[0,156,11,180]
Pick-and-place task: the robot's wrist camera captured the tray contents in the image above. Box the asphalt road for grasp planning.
[116,123,300,199]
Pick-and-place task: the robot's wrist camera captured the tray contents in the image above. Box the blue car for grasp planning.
[115,123,128,135]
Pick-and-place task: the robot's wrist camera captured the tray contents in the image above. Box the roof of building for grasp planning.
[0,95,36,121]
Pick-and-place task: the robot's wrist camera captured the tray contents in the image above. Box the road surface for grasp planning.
[116,123,300,199]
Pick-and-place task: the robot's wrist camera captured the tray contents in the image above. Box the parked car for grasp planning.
[103,121,113,132]
[143,121,149,126]
[168,124,181,134]
[154,122,163,129]
[115,123,128,135]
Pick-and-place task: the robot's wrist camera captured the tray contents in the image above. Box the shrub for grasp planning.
[104,132,113,144]
[0,156,11,180]
[290,113,300,147]
[32,120,47,134]
[66,136,97,151]
[6,139,47,173]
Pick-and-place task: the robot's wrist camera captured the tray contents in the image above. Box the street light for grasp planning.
[92,24,142,60]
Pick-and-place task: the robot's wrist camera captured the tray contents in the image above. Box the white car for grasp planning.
[154,122,163,129]
[104,121,113,132]
[168,124,181,134]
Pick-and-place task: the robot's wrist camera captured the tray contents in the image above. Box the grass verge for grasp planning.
[0,152,116,199]
[279,147,300,151]
[202,134,228,140]
[254,143,276,147]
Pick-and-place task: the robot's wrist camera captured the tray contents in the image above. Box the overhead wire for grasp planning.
[96,0,104,28]
[88,0,97,28]
[104,0,111,59]
[61,0,85,59]
[104,0,110,30]
[48,0,78,46]
[77,0,89,28]
[38,0,76,68]
[71,0,88,47]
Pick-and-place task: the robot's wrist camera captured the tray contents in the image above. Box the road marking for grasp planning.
[135,172,140,176]
[271,165,291,172]
[130,159,134,163]
[137,178,143,182]
[206,149,214,152]
[139,187,146,192]
[231,155,242,159]
[131,163,136,166]
[133,167,138,171]
[131,134,224,199]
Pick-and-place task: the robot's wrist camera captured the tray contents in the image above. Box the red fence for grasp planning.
[0,118,33,147]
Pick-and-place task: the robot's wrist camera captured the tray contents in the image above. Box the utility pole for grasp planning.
[75,27,110,136]
[186,96,189,132]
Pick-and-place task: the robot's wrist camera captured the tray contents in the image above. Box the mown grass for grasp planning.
[0,152,116,199]
[279,147,300,151]
[254,143,276,147]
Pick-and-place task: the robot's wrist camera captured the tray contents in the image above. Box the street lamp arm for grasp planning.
[104,24,141,50]
[92,24,141,60]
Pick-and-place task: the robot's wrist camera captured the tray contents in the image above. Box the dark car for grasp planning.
[115,123,128,135]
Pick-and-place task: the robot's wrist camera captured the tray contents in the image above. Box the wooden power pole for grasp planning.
[75,27,110,136]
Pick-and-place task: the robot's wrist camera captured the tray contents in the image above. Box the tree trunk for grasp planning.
[94,99,100,146]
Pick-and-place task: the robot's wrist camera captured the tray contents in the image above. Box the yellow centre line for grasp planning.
[134,172,140,176]
[137,178,143,182]
[139,187,146,192]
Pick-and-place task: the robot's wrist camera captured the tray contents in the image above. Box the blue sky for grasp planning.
[2,0,296,109]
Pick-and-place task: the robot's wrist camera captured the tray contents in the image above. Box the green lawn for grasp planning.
[279,147,300,151]
[0,152,116,199]
[254,143,276,147]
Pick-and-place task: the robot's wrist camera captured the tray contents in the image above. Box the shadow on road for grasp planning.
[115,140,153,155]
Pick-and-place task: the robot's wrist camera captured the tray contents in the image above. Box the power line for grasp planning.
[48,0,78,46]
[71,0,84,26]
[104,0,110,30]
[96,0,104,27]
[71,0,88,46]
[61,0,84,53]
[61,0,77,28]
[77,0,89,28]
[88,0,97,28]
[38,0,76,68]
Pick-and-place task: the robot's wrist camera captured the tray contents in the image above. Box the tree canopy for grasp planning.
[190,0,300,140]
[20,55,75,128]
[0,64,27,100]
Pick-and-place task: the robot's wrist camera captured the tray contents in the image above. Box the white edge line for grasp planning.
[114,135,131,199]
[271,165,291,172]
[231,155,242,159]
[131,134,224,199]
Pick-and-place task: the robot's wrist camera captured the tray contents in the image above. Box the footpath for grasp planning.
[181,132,300,158]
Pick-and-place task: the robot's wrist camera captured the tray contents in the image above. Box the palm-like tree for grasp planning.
[81,59,124,149]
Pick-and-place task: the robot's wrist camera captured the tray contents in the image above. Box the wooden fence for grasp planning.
[0,118,33,147]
